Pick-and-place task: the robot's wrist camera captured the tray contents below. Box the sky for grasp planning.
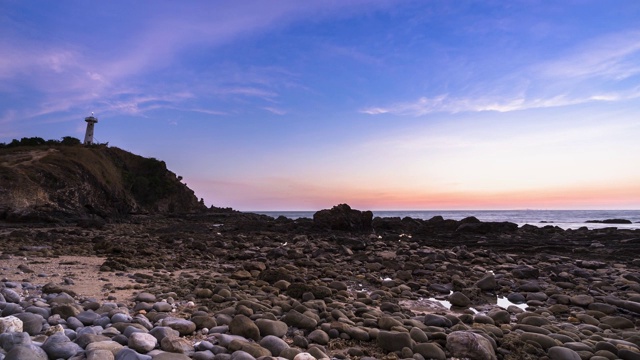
[1,1,640,211]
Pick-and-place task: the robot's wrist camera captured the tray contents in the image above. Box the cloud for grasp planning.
[263,107,287,115]
[538,30,640,81]
[362,30,640,117]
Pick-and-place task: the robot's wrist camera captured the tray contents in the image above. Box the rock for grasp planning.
[85,341,124,356]
[229,314,260,341]
[293,352,317,360]
[87,349,116,360]
[519,332,560,350]
[162,317,196,336]
[600,316,635,329]
[5,344,49,360]
[135,292,157,302]
[570,295,594,307]
[0,289,20,303]
[41,332,83,359]
[414,342,446,360]
[161,336,195,354]
[76,310,102,326]
[409,327,429,343]
[512,265,539,279]
[282,310,317,330]
[129,332,158,353]
[548,346,581,360]
[307,329,329,345]
[446,331,496,360]
[377,330,413,352]
[424,314,452,328]
[149,326,180,343]
[13,313,43,335]
[255,319,288,338]
[0,316,23,333]
[448,292,471,308]
[313,204,373,232]
[0,332,32,352]
[259,335,290,357]
[476,273,497,291]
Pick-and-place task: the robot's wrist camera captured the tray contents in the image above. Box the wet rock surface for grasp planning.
[0,208,639,359]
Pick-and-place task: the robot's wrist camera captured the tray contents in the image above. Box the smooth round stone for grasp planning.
[570,295,594,307]
[66,316,84,330]
[1,303,23,316]
[519,282,541,292]
[14,312,43,335]
[446,331,496,360]
[153,302,173,312]
[41,333,83,359]
[5,344,49,360]
[520,333,560,350]
[344,326,370,341]
[293,352,317,360]
[548,346,581,360]
[129,332,158,353]
[448,292,471,308]
[377,330,413,352]
[487,309,510,325]
[378,316,403,330]
[77,311,102,326]
[520,316,551,327]
[161,336,195,354]
[259,335,289,357]
[600,316,635,329]
[414,342,446,360]
[76,333,111,348]
[282,310,317,330]
[507,293,526,304]
[162,318,196,336]
[111,313,132,323]
[1,289,21,303]
[151,352,191,360]
[149,327,180,343]
[476,274,497,291]
[86,340,124,356]
[229,315,260,341]
[87,348,116,360]
[409,327,429,343]
[0,331,32,352]
[255,319,287,338]
[25,306,50,319]
[135,292,157,303]
[307,329,329,345]
[424,314,452,328]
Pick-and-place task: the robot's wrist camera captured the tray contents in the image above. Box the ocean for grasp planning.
[253,210,640,230]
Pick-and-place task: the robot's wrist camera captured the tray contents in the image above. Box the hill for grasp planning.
[0,143,206,222]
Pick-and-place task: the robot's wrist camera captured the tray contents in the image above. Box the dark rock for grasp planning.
[313,204,373,232]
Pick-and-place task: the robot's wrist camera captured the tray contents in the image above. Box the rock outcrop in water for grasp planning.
[0,144,206,222]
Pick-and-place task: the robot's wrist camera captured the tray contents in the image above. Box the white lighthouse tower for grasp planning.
[83,114,98,145]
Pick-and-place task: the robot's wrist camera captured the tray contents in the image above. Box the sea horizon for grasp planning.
[251,209,640,230]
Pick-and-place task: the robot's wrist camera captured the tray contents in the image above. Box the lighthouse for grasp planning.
[83,114,98,145]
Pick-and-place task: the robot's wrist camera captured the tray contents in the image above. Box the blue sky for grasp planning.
[2,1,639,210]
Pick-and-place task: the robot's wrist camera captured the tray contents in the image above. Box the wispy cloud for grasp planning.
[263,107,287,115]
[538,30,640,80]
[362,30,640,116]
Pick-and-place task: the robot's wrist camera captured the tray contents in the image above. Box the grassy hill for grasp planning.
[0,142,206,222]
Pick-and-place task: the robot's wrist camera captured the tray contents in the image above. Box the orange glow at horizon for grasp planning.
[192,177,640,210]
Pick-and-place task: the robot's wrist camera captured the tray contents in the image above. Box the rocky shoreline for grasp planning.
[1,205,640,360]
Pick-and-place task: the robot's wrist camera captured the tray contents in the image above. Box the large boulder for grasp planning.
[313,204,373,232]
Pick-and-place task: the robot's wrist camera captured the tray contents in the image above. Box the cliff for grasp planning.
[0,144,206,222]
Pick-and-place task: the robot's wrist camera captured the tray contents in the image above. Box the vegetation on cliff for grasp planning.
[0,137,206,222]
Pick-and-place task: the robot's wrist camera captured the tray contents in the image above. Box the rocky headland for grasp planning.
[1,144,639,360]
